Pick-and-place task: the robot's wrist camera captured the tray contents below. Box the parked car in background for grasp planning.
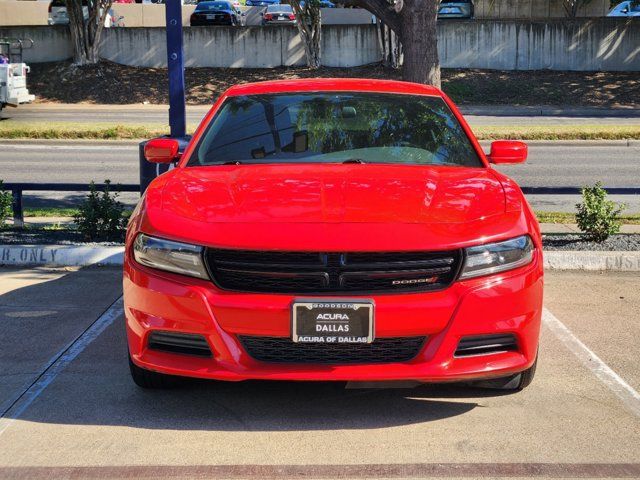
[48,0,86,25]
[438,0,474,18]
[607,0,640,16]
[48,0,116,26]
[261,4,295,25]
[298,0,335,7]
[190,1,244,25]
[246,0,279,7]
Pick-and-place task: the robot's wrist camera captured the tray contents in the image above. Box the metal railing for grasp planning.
[1,183,140,227]
[1,183,639,228]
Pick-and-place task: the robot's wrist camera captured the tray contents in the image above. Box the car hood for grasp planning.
[159,164,506,225]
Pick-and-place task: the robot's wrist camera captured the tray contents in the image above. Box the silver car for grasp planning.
[438,0,474,19]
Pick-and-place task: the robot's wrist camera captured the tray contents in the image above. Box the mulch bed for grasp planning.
[28,61,640,107]
[543,234,640,251]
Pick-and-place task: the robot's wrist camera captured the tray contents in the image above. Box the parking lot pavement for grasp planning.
[0,268,639,479]
[544,271,640,393]
[0,267,122,415]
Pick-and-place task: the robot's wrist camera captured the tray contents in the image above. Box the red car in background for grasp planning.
[124,78,543,391]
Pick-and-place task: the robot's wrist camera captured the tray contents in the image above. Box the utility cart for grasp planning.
[0,38,35,112]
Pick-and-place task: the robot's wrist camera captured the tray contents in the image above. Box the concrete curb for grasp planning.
[544,251,640,271]
[2,245,640,271]
[0,245,123,267]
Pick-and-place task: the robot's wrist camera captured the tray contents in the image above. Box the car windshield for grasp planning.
[196,1,229,10]
[267,4,292,11]
[191,92,482,167]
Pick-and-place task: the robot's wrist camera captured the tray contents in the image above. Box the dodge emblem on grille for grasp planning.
[392,277,437,285]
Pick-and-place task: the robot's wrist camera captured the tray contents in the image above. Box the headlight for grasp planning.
[459,235,534,280]
[133,234,209,279]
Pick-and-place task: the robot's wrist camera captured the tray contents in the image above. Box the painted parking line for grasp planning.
[543,307,640,418]
[0,296,124,437]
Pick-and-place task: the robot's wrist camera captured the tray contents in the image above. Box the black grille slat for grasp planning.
[240,336,426,364]
[455,334,518,357]
[148,331,212,357]
[205,249,461,294]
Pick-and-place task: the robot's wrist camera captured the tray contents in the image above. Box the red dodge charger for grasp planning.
[124,78,543,390]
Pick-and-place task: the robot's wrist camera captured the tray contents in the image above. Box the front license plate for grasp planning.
[292,300,374,344]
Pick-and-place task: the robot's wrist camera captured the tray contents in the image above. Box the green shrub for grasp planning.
[576,182,625,242]
[74,180,126,242]
[0,181,12,229]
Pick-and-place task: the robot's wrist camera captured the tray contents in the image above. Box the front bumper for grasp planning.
[124,251,542,382]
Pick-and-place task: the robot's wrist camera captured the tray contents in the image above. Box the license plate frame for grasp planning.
[291,299,374,344]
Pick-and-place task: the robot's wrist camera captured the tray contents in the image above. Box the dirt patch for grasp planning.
[28,61,640,107]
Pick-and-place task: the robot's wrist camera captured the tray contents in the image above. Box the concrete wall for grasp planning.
[98,24,381,67]
[0,25,72,62]
[438,19,640,71]
[0,0,49,26]
[2,19,639,71]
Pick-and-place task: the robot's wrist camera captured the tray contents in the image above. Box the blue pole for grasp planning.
[165,0,186,138]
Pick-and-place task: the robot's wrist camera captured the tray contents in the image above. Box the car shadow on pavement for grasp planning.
[10,316,510,432]
[0,266,510,432]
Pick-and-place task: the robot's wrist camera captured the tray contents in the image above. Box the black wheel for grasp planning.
[472,354,537,391]
[128,354,181,389]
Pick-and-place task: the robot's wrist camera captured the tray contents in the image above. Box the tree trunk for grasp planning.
[400,0,440,87]
[290,0,321,68]
[65,0,112,66]
[67,0,89,64]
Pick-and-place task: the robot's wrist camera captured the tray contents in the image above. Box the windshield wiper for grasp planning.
[341,158,366,164]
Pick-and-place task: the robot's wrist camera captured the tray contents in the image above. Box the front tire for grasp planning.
[129,354,181,389]
[473,355,538,391]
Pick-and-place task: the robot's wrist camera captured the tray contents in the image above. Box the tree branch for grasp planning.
[344,0,401,36]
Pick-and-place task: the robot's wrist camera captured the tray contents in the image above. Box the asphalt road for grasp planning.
[3,104,640,126]
[1,141,638,212]
[0,267,639,479]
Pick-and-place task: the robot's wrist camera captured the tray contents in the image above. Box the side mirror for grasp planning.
[144,138,180,164]
[488,140,527,164]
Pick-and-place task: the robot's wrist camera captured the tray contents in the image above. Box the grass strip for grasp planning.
[535,211,640,225]
[1,122,639,141]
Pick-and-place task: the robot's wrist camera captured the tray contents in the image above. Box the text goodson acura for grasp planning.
[124,79,543,390]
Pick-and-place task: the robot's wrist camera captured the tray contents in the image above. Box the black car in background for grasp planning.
[190,1,244,26]
[261,4,296,25]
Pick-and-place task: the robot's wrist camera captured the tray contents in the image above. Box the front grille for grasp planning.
[239,336,426,364]
[147,331,212,357]
[455,334,518,357]
[205,249,462,294]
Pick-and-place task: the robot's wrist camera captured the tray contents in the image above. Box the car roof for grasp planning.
[224,78,443,97]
